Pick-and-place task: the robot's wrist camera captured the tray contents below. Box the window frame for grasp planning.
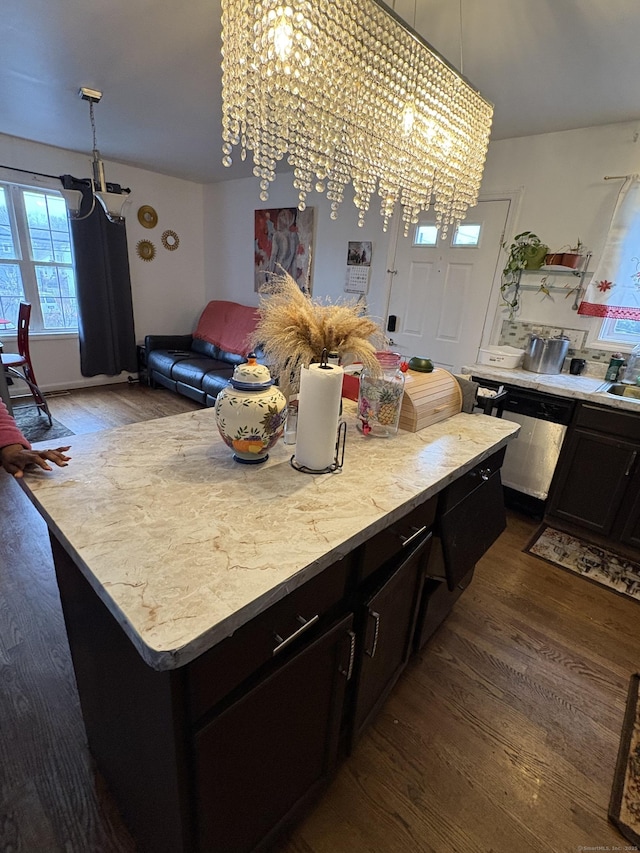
[0,180,78,334]
[595,316,640,348]
[411,219,484,249]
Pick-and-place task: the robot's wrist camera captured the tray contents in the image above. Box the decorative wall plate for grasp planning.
[161,229,179,251]
[136,239,156,262]
[137,205,158,228]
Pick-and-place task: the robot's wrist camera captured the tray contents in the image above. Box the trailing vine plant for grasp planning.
[500,231,546,318]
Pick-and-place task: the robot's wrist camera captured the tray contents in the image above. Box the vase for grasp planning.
[214,355,287,463]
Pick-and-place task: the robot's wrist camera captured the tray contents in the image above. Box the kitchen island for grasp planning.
[20,404,518,852]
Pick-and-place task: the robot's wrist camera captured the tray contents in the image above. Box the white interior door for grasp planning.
[386,199,510,372]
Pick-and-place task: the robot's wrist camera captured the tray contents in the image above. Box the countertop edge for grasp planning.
[468,363,640,412]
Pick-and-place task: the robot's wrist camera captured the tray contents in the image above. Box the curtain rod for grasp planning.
[604,174,631,180]
[0,164,61,181]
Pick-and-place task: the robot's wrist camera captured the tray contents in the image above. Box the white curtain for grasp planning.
[578,175,640,320]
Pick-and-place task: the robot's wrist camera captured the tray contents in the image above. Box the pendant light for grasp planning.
[61,87,132,223]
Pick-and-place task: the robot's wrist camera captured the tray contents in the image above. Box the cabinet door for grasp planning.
[439,468,506,590]
[547,428,638,535]
[352,534,430,739]
[194,614,354,853]
[619,460,640,549]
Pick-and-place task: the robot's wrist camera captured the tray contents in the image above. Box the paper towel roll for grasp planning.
[295,363,344,471]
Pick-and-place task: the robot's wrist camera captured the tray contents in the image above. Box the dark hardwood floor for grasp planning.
[1,384,638,852]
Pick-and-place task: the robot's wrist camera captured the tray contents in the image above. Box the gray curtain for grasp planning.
[61,175,137,376]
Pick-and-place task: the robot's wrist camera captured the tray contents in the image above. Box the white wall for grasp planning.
[0,133,206,392]
[7,119,640,392]
[203,175,393,327]
[479,120,640,347]
[203,121,640,358]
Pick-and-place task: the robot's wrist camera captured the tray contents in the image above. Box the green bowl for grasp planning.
[408,356,434,373]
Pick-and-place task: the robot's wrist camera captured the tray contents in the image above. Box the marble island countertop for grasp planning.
[20,404,518,671]
[467,364,640,412]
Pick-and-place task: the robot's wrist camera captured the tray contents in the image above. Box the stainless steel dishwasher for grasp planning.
[472,379,576,503]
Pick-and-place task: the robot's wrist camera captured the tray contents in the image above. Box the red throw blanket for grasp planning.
[193,301,259,356]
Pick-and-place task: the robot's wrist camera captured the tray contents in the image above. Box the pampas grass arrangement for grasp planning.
[249,270,385,397]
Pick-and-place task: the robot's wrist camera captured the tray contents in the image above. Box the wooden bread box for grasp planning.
[399,368,462,432]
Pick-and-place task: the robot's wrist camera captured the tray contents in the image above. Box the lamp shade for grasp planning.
[95,190,132,222]
[60,188,83,216]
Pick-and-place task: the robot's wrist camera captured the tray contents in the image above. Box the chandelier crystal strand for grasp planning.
[221,0,492,230]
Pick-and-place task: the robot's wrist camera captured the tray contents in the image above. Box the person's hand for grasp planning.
[0,444,72,478]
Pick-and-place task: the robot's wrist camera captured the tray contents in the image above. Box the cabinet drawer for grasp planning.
[439,469,506,589]
[186,556,351,723]
[358,496,437,582]
[439,446,506,513]
[575,403,640,441]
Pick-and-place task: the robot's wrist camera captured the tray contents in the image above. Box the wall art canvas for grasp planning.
[254,207,314,293]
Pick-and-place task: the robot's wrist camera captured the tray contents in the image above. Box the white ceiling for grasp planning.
[2,0,639,185]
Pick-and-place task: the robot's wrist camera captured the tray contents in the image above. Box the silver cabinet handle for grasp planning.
[470,466,492,481]
[365,610,380,658]
[272,613,320,655]
[339,629,356,680]
[400,524,428,548]
[625,451,638,478]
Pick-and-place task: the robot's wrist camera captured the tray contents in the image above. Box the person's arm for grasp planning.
[0,398,29,449]
[0,400,71,478]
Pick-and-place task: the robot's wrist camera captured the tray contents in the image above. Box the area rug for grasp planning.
[609,673,640,847]
[526,525,640,602]
[13,407,74,444]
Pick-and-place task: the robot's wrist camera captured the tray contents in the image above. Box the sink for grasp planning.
[597,381,640,401]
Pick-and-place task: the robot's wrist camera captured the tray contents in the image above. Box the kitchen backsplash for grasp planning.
[498,321,631,378]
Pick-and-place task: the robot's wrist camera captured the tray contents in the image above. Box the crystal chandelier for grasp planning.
[220,0,493,234]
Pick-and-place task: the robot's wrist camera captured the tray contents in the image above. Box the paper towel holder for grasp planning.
[290,420,346,474]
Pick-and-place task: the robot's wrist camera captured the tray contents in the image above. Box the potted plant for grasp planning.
[545,239,586,269]
[500,231,548,316]
[561,239,586,269]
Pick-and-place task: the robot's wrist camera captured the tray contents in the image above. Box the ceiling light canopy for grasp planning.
[220,0,493,234]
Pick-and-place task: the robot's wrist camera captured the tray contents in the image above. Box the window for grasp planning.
[0,182,77,332]
[452,223,481,247]
[413,224,438,246]
[598,317,640,346]
[412,221,483,248]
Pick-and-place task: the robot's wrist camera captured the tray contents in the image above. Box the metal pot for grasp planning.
[523,333,570,374]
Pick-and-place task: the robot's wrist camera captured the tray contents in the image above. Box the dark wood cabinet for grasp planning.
[437,447,506,590]
[413,446,506,650]
[194,614,354,853]
[547,403,640,543]
[351,532,431,739]
[617,464,640,548]
[547,428,636,534]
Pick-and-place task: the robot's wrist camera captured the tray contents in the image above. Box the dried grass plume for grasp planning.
[249,270,385,396]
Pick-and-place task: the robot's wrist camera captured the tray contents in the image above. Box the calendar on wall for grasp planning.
[345,241,372,294]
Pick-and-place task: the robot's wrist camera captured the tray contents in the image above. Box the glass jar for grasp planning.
[624,343,640,385]
[358,351,405,437]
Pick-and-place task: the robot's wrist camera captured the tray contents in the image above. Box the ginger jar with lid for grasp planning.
[214,354,287,463]
[357,351,405,437]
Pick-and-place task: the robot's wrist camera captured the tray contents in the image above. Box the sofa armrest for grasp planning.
[145,334,193,354]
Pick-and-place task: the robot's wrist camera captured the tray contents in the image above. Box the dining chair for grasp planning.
[1,302,52,425]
